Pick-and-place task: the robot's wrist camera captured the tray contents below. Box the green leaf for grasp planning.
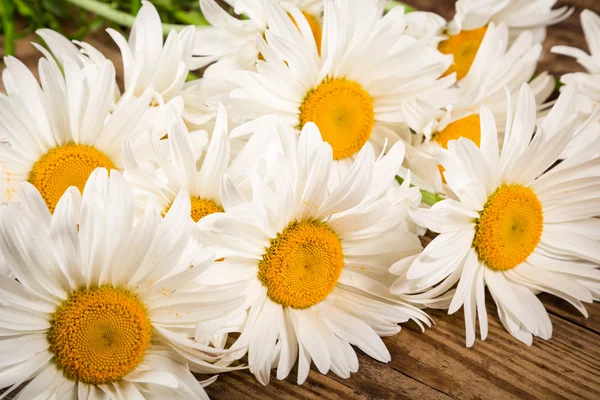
[186,71,198,81]
[384,1,416,13]
[42,0,68,17]
[14,0,35,18]
[395,176,444,206]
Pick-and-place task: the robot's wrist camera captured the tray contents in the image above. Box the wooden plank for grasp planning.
[204,368,368,400]
[327,351,452,400]
[383,299,600,400]
[542,294,600,335]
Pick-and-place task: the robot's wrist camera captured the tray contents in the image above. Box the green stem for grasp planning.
[1,0,15,56]
[131,0,142,15]
[63,0,191,35]
[395,176,444,206]
[174,10,208,26]
[385,1,416,13]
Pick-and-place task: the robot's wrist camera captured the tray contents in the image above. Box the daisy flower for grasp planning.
[196,122,429,385]
[552,9,600,158]
[39,1,219,127]
[0,168,246,398]
[403,22,554,194]
[448,0,572,44]
[195,0,324,77]
[433,0,571,85]
[0,50,151,213]
[392,84,600,347]
[228,0,454,179]
[122,103,230,223]
[107,1,220,126]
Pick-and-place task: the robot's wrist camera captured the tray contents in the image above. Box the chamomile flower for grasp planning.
[39,1,220,127]
[552,9,600,158]
[108,1,222,127]
[0,51,151,213]
[228,0,454,180]
[392,84,600,347]
[0,169,246,399]
[448,0,573,43]
[195,0,324,77]
[434,0,572,83]
[123,103,230,223]
[195,122,429,385]
[403,22,554,194]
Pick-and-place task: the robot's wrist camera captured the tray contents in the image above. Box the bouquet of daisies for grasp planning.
[0,0,598,398]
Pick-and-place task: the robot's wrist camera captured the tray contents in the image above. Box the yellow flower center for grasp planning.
[28,143,116,213]
[258,220,344,309]
[438,26,487,80]
[433,114,481,149]
[47,286,152,385]
[300,79,375,160]
[164,196,223,222]
[473,185,543,271]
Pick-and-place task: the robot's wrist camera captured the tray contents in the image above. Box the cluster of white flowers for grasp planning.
[0,0,599,398]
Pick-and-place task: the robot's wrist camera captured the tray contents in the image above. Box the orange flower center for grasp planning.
[48,286,152,384]
[259,220,344,308]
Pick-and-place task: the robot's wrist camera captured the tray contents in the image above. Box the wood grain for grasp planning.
[2,1,600,399]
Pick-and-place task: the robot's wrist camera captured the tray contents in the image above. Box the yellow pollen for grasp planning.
[473,185,543,271]
[47,286,152,385]
[434,114,481,149]
[300,79,375,160]
[164,196,223,223]
[258,220,344,309]
[28,143,116,213]
[438,26,487,80]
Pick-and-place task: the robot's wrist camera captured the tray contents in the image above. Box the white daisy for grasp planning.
[448,0,573,43]
[108,1,221,126]
[552,9,600,158]
[195,122,429,385]
[404,1,571,83]
[194,0,324,77]
[228,0,454,181]
[392,84,600,347]
[122,102,230,223]
[403,22,554,194]
[0,51,151,213]
[38,1,219,128]
[0,168,246,399]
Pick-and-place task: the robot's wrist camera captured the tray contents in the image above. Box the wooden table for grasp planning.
[1,1,600,399]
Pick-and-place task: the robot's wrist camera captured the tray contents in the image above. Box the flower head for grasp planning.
[226,0,454,182]
[0,168,246,398]
[195,0,324,77]
[195,122,429,384]
[123,103,231,224]
[0,49,150,212]
[393,84,600,347]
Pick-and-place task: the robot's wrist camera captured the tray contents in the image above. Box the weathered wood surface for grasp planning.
[1,1,600,399]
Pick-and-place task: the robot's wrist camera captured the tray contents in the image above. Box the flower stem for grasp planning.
[395,176,444,206]
[131,0,142,15]
[0,0,15,55]
[385,1,416,13]
[63,0,197,35]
